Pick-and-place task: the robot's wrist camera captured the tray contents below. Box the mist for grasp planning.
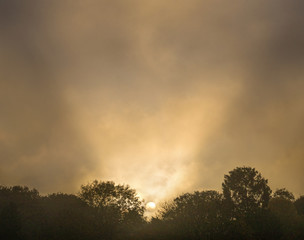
[1,0,304,202]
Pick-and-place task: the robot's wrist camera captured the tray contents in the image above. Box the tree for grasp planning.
[162,190,223,221]
[0,185,41,240]
[0,202,22,239]
[273,188,295,201]
[268,194,301,240]
[41,193,96,240]
[0,185,39,204]
[79,180,144,224]
[222,167,272,218]
[269,197,297,219]
[294,196,304,215]
[159,191,224,240]
[79,181,145,240]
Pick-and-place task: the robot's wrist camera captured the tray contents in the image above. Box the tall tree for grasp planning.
[222,167,272,218]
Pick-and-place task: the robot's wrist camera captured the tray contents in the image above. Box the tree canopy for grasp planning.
[295,196,304,215]
[158,191,224,240]
[79,180,144,223]
[222,167,272,217]
[0,167,303,240]
[273,188,295,201]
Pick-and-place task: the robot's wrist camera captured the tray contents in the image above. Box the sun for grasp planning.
[146,201,156,210]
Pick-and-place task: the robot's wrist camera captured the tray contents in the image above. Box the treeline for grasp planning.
[0,167,304,240]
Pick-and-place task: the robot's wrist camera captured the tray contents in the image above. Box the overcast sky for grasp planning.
[1,0,304,203]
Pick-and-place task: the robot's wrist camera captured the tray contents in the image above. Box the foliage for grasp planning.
[268,196,303,240]
[222,166,272,218]
[294,195,304,215]
[0,183,144,240]
[40,193,96,240]
[162,190,223,221]
[79,180,144,223]
[0,167,303,240]
[157,191,224,240]
[0,185,39,202]
[273,188,295,201]
[269,197,297,218]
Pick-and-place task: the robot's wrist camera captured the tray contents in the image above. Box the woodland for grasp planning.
[1,166,304,240]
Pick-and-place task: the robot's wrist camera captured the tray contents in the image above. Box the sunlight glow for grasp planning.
[146,201,156,210]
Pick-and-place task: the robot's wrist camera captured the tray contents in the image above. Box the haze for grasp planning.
[1,0,304,204]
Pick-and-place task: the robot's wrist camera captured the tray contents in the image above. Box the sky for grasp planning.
[1,0,304,205]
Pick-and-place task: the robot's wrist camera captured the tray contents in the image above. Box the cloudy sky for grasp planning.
[1,0,304,204]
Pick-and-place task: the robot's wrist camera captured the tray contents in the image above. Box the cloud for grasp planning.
[1,0,303,200]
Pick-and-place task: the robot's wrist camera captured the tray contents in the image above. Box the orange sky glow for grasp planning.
[1,1,304,205]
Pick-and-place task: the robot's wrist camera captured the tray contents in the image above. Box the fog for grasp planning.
[1,0,304,203]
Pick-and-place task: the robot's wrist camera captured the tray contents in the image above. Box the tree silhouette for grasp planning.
[79,180,144,221]
[0,167,303,240]
[269,193,301,240]
[0,202,22,239]
[222,167,272,218]
[273,188,295,201]
[159,191,224,240]
[41,193,95,240]
[79,180,145,239]
[294,196,304,215]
